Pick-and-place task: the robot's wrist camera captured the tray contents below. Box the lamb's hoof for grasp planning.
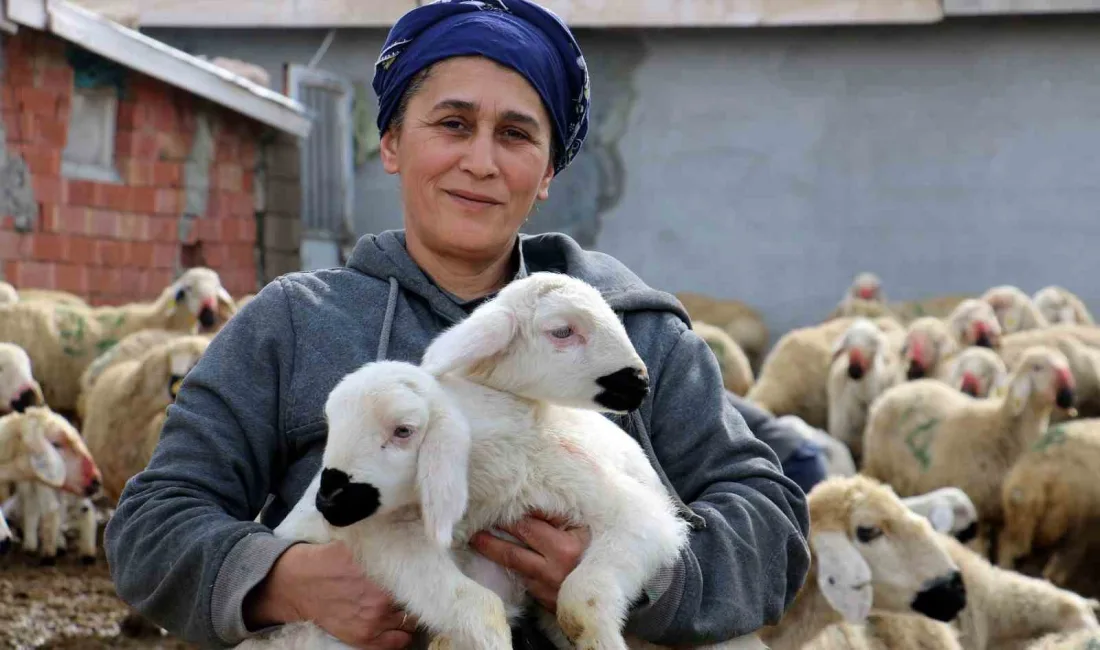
[0,538,10,555]
[39,556,56,567]
[80,555,96,566]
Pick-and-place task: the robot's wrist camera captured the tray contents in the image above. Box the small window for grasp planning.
[62,86,121,183]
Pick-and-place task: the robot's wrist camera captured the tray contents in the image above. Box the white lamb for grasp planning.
[240,272,745,650]
[1032,286,1094,327]
[940,346,1009,399]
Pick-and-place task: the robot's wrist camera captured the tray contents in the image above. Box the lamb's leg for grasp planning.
[554,484,689,650]
[37,487,62,566]
[356,527,512,650]
[17,481,40,554]
[76,497,97,564]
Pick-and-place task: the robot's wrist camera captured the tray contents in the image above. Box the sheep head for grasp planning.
[947,299,1002,349]
[139,336,210,403]
[421,272,650,414]
[901,487,979,544]
[20,406,100,497]
[848,272,884,303]
[807,474,966,625]
[942,346,1008,399]
[0,411,66,488]
[0,342,43,415]
[830,318,888,382]
[901,317,958,381]
[982,284,1046,334]
[317,360,471,548]
[1033,285,1091,326]
[1002,345,1076,416]
[165,267,235,334]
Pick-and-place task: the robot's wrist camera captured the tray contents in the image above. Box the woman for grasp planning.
[104,2,811,648]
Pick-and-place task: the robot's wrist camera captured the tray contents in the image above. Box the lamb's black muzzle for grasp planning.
[1056,387,1075,410]
[975,333,992,348]
[954,521,979,544]
[594,367,649,412]
[316,468,381,528]
[847,363,865,380]
[11,388,38,413]
[910,570,966,622]
[907,362,925,380]
[198,306,216,329]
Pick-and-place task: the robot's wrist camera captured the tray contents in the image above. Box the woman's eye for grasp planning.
[503,128,529,140]
[549,326,573,340]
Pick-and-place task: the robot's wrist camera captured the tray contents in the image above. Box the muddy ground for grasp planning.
[0,543,196,650]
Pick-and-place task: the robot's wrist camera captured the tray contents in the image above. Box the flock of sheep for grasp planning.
[681,272,1100,649]
[0,268,252,567]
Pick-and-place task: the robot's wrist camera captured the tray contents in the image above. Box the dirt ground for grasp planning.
[0,544,196,650]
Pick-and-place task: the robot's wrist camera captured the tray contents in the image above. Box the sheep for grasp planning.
[901,316,962,381]
[997,418,1100,581]
[902,487,980,543]
[75,328,193,421]
[0,281,17,306]
[861,345,1076,559]
[1024,629,1100,650]
[825,272,897,321]
[16,288,87,307]
[0,409,70,558]
[4,406,102,564]
[890,293,972,324]
[982,285,1050,334]
[692,320,754,396]
[81,335,210,504]
[774,415,857,477]
[755,474,967,650]
[745,315,903,429]
[674,291,769,371]
[1033,286,1094,327]
[0,267,231,413]
[825,318,904,459]
[999,328,1100,421]
[940,346,1009,399]
[0,342,45,415]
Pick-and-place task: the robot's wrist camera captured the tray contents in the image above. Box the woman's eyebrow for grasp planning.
[432,99,542,131]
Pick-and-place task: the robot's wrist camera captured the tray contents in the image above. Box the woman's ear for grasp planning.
[537,160,554,201]
[380,129,401,175]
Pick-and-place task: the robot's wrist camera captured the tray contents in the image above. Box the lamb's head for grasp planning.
[0,343,43,415]
[165,267,234,334]
[0,410,66,489]
[848,272,884,303]
[1033,285,1091,326]
[807,474,966,625]
[982,284,1045,334]
[421,272,650,413]
[901,487,979,544]
[0,281,18,306]
[947,299,1002,349]
[901,317,958,381]
[942,346,1008,398]
[1001,345,1076,416]
[22,406,101,497]
[831,318,888,381]
[316,361,470,547]
[140,336,210,403]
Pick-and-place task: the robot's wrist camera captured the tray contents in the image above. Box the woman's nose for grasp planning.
[459,130,500,178]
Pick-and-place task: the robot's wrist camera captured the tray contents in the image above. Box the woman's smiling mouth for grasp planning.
[444,189,504,209]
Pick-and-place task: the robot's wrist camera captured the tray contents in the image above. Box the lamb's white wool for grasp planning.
[826,317,904,457]
[0,342,44,415]
[940,346,1009,399]
[901,487,979,543]
[5,483,98,565]
[0,281,18,306]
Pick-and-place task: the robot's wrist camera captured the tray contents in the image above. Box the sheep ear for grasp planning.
[216,287,237,316]
[421,305,517,377]
[927,504,955,534]
[417,398,471,547]
[21,430,66,488]
[812,531,873,623]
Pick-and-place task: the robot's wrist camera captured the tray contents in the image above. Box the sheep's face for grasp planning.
[0,343,43,415]
[1033,286,1082,326]
[948,299,1002,349]
[21,407,100,497]
[317,361,470,547]
[162,338,209,401]
[422,272,650,413]
[901,318,955,381]
[849,272,883,302]
[808,475,966,625]
[1006,346,1076,414]
[0,415,66,489]
[982,285,1035,334]
[170,267,233,334]
[944,347,1007,399]
[831,319,884,381]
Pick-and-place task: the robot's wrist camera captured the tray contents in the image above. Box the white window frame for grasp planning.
[62,84,122,183]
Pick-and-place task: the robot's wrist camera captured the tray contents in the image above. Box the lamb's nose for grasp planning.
[911,570,967,623]
[315,468,381,528]
[594,367,650,412]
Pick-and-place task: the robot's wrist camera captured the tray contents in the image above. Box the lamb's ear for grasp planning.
[216,287,237,318]
[416,397,471,547]
[421,305,517,377]
[830,331,850,362]
[926,503,955,534]
[811,531,873,623]
[1008,372,1032,415]
[21,429,66,488]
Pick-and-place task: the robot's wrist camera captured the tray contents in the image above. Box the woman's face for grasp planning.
[380,56,555,263]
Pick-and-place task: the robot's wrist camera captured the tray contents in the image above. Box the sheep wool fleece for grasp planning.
[104,229,811,649]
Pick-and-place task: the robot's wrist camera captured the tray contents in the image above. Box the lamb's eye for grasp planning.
[856,526,882,543]
[393,425,414,439]
[549,326,573,339]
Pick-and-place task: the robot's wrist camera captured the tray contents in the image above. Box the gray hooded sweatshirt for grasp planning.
[104,230,811,649]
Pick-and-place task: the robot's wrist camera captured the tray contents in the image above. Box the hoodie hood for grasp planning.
[347,229,691,326]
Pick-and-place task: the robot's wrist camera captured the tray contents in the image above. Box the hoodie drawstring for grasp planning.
[376,277,399,362]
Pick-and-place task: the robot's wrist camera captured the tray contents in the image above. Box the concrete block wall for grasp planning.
[0,28,265,305]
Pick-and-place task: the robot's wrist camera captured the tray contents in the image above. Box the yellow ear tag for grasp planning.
[1004,313,1019,331]
[170,378,183,397]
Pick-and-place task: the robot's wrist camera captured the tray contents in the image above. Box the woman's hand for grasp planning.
[469,511,591,612]
[244,541,418,649]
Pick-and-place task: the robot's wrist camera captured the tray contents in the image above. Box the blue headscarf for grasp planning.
[373,0,590,175]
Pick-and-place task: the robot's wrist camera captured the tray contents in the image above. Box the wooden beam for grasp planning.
[135,0,416,27]
[5,0,47,29]
[944,0,1100,13]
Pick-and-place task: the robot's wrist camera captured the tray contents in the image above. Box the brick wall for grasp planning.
[0,28,270,305]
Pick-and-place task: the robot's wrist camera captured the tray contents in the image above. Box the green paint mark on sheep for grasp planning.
[96,339,118,355]
[55,305,88,357]
[1083,638,1100,650]
[1033,424,1068,452]
[905,418,939,471]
